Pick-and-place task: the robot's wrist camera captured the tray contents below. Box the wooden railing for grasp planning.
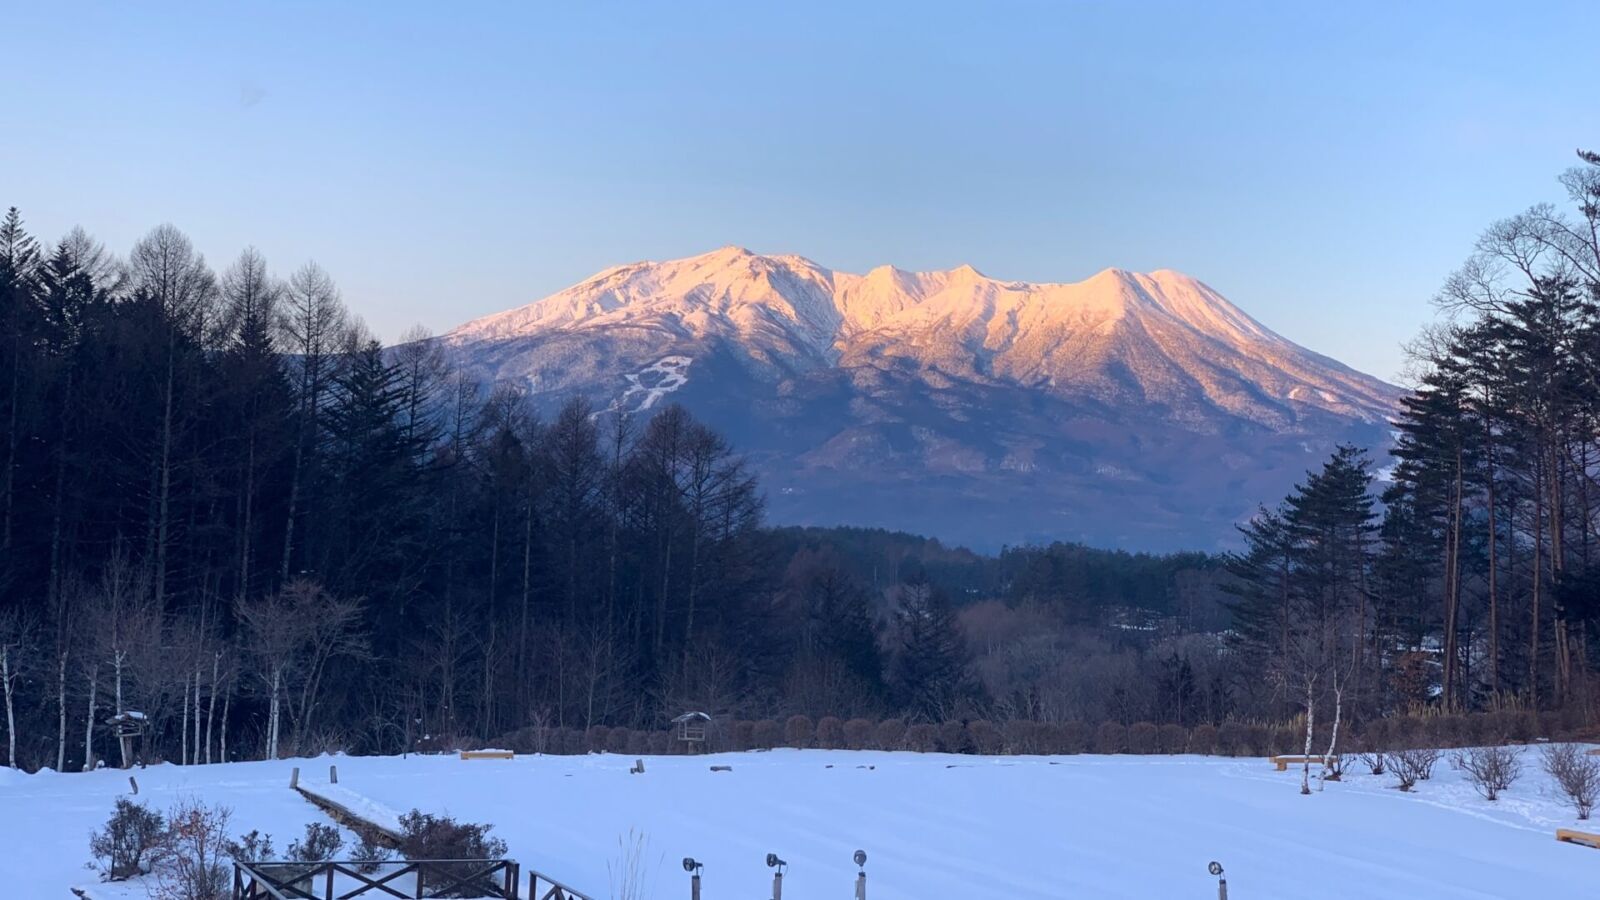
[526,869,594,900]
[234,858,521,899]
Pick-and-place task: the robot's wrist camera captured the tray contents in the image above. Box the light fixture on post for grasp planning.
[1208,861,1227,900]
[766,853,787,900]
[682,857,702,900]
[853,850,868,900]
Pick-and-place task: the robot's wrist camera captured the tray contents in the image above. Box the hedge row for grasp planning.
[474,709,1587,759]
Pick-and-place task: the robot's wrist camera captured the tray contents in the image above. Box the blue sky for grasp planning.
[4,1,1597,381]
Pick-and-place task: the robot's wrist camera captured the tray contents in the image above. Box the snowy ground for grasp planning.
[5,747,1597,898]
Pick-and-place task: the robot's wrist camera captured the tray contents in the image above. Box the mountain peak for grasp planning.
[439,246,1401,550]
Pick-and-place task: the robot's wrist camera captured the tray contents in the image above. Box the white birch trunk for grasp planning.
[204,653,219,765]
[1,648,15,769]
[267,666,281,761]
[192,669,202,765]
[181,674,190,765]
[82,665,98,771]
[220,680,231,763]
[114,652,126,769]
[55,650,67,771]
[1300,680,1315,795]
[1321,684,1344,792]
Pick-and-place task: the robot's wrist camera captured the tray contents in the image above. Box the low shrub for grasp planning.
[876,718,906,751]
[1158,723,1189,754]
[1268,725,1300,757]
[1215,722,1247,756]
[1451,745,1523,801]
[1126,722,1159,754]
[1391,747,1442,792]
[938,720,967,753]
[287,822,343,862]
[90,798,166,880]
[1359,751,1388,775]
[966,720,1001,755]
[1189,723,1217,756]
[154,798,233,900]
[1244,724,1271,757]
[1059,721,1092,755]
[226,830,275,865]
[626,729,650,755]
[350,832,393,875]
[905,723,940,752]
[842,718,875,750]
[605,728,631,754]
[1003,719,1036,754]
[785,715,815,749]
[1542,744,1600,820]
[1095,721,1126,754]
[751,719,783,749]
[816,716,845,749]
[398,810,510,897]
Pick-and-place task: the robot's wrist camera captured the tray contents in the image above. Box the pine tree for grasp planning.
[889,572,972,720]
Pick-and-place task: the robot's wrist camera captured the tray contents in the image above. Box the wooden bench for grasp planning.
[1270,755,1338,771]
[1557,829,1600,849]
[459,749,515,760]
[1585,747,1600,757]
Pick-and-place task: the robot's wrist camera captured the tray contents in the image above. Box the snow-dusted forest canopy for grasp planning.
[2,152,1600,772]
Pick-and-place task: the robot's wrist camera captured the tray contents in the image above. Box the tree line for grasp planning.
[0,214,776,770]
[11,152,1592,774]
[1227,150,1600,741]
[0,211,1238,772]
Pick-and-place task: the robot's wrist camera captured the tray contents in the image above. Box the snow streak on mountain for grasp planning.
[443,247,1401,550]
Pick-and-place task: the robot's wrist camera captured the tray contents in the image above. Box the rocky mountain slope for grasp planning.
[441,247,1400,550]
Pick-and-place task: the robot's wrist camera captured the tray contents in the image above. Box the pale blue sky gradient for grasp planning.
[5,1,1598,381]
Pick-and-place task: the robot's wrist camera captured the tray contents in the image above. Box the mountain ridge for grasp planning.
[440,247,1400,550]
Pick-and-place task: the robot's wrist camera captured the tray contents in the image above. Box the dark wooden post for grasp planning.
[325,864,334,900]
[416,864,425,899]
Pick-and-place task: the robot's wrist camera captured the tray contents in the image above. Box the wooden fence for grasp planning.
[233,858,520,899]
[232,859,597,900]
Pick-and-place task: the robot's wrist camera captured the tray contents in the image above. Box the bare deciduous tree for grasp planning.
[0,608,35,769]
[237,579,366,760]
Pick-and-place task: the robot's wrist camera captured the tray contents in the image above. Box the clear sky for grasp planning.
[5,1,1597,382]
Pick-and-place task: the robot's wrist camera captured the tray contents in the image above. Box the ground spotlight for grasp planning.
[1208,860,1228,900]
[766,852,787,900]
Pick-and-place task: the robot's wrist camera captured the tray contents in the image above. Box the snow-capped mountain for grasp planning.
[442,247,1401,550]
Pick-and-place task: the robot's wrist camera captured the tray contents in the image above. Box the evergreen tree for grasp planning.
[889,572,972,720]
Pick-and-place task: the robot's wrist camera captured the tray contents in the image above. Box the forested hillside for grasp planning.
[0,213,1230,771]
[2,148,1598,774]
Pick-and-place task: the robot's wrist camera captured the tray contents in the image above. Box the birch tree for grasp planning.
[0,609,34,769]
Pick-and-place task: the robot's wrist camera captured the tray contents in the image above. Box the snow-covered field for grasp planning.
[5,748,1596,898]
